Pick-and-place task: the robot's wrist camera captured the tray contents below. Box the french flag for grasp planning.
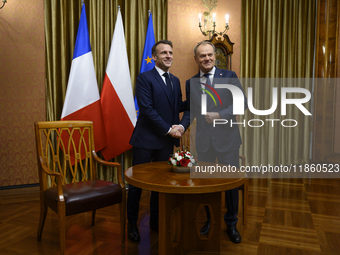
[100,8,137,160]
[61,4,106,152]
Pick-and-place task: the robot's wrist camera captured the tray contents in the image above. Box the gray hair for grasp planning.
[194,41,215,56]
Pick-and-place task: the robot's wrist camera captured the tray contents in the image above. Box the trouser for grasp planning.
[198,147,240,226]
[127,141,174,225]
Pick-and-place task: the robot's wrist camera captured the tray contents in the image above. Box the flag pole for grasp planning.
[117,4,125,183]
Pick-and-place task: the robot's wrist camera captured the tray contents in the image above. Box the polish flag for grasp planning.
[100,8,137,160]
[61,4,106,153]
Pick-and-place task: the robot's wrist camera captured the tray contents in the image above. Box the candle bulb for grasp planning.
[199,13,202,23]
[213,13,216,22]
[225,14,229,25]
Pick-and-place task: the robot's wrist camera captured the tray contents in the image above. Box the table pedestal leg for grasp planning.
[159,192,221,255]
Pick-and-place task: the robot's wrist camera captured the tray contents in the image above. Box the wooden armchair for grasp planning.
[34,121,126,255]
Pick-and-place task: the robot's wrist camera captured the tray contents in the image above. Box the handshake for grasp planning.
[169,125,185,138]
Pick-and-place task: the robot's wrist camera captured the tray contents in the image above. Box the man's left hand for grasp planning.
[205,112,221,123]
[172,125,184,135]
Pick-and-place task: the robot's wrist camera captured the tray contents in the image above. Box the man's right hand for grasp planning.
[169,125,184,138]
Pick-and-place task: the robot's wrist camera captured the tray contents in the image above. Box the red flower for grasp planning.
[180,158,190,167]
[168,150,198,167]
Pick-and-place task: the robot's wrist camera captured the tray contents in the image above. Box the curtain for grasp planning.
[44,0,167,180]
[240,0,316,166]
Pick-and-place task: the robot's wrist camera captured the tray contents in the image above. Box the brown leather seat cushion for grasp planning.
[43,180,122,216]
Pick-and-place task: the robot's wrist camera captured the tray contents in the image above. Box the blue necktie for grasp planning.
[203,73,212,106]
[203,73,212,87]
[163,73,172,94]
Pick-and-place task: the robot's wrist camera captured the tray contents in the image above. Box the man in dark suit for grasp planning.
[128,40,190,243]
[186,41,247,243]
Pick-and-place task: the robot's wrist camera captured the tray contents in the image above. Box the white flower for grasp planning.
[169,150,197,168]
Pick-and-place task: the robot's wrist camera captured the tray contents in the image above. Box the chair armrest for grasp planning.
[38,157,64,202]
[92,150,125,189]
[39,156,61,177]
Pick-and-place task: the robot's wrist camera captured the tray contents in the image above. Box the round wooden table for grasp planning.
[125,161,246,255]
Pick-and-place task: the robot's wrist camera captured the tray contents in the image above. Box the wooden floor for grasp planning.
[1,178,340,254]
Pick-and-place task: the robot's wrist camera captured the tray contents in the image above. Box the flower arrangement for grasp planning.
[168,150,198,168]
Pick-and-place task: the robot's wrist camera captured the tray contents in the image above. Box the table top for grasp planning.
[124,161,246,194]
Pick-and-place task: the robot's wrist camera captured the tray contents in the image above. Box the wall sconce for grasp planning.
[199,12,229,40]
[0,0,7,10]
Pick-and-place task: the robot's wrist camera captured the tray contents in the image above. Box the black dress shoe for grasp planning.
[128,223,140,243]
[149,221,159,232]
[200,220,210,235]
[226,225,241,243]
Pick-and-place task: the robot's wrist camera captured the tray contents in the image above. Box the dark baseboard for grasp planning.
[0,183,39,190]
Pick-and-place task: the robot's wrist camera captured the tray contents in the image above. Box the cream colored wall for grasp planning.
[0,0,45,186]
[168,0,242,99]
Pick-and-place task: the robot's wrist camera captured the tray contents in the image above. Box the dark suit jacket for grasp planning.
[185,67,247,153]
[130,67,190,149]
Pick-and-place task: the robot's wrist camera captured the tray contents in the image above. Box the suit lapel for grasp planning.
[193,72,201,95]
[152,68,173,107]
[190,73,201,107]
[213,67,223,87]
